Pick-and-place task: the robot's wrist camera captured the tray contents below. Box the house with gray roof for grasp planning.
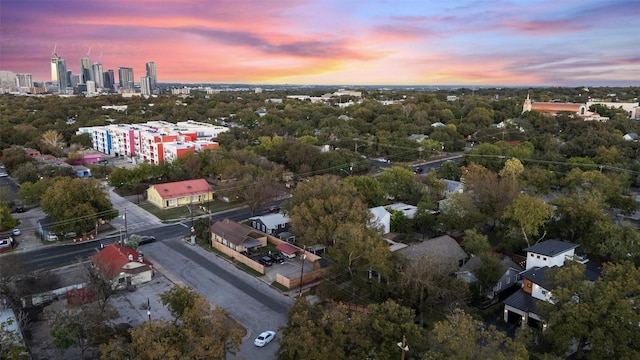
[457,254,523,299]
[249,213,290,236]
[503,239,600,328]
[398,235,467,270]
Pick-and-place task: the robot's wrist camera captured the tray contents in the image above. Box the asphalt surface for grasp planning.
[13,183,291,360]
[142,238,293,360]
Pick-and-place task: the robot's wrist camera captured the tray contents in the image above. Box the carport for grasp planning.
[276,242,299,258]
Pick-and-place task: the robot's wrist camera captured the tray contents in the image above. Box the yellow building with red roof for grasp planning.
[146,178,214,209]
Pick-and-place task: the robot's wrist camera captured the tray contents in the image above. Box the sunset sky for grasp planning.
[1,0,638,86]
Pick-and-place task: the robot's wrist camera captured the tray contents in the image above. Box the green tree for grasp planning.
[502,194,554,247]
[102,293,242,360]
[40,178,117,235]
[424,308,528,359]
[438,160,462,181]
[278,299,425,360]
[462,228,491,255]
[438,193,485,233]
[10,162,39,184]
[389,209,411,233]
[160,286,198,321]
[538,261,640,359]
[474,253,503,297]
[283,175,370,247]
[0,204,18,231]
[1,146,34,173]
[378,166,421,202]
[343,175,386,207]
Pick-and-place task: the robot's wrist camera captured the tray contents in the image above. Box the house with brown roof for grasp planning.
[146,178,214,209]
[210,218,267,253]
[89,244,153,287]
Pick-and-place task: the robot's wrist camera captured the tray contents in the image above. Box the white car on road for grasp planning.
[254,330,276,347]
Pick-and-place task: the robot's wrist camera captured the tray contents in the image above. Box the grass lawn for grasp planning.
[137,200,242,222]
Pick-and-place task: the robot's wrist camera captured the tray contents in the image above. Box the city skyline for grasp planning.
[0,0,638,87]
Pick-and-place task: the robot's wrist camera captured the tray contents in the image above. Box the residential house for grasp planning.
[386,203,418,219]
[89,244,153,287]
[398,235,467,269]
[147,178,213,209]
[369,206,391,234]
[249,213,290,236]
[502,240,599,327]
[438,179,465,212]
[441,179,464,196]
[457,254,523,299]
[210,218,267,253]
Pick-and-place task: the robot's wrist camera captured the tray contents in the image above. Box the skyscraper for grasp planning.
[51,53,60,82]
[140,76,151,96]
[56,58,68,93]
[145,61,157,92]
[104,70,115,91]
[118,67,134,91]
[92,63,104,88]
[16,74,34,88]
[80,57,92,84]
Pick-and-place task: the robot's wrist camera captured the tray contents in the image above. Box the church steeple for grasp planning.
[522,93,532,113]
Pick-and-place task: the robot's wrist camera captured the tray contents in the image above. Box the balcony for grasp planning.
[565,254,588,264]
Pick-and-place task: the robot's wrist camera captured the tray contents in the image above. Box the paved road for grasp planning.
[142,238,293,360]
[16,185,291,360]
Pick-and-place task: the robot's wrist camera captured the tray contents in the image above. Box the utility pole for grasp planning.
[298,254,307,297]
[398,335,409,360]
[124,208,128,241]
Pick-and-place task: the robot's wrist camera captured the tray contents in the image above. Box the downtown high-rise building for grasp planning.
[80,57,92,84]
[92,63,104,88]
[104,70,115,91]
[118,67,134,91]
[16,74,34,88]
[51,52,60,82]
[145,61,157,92]
[56,58,68,93]
[140,76,151,96]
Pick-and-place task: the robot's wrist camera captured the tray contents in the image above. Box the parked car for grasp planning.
[138,235,156,245]
[12,228,21,236]
[268,206,281,213]
[258,256,274,266]
[269,253,285,264]
[254,330,276,347]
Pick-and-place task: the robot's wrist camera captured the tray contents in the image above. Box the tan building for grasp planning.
[210,218,267,253]
[522,94,608,121]
[147,178,214,209]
